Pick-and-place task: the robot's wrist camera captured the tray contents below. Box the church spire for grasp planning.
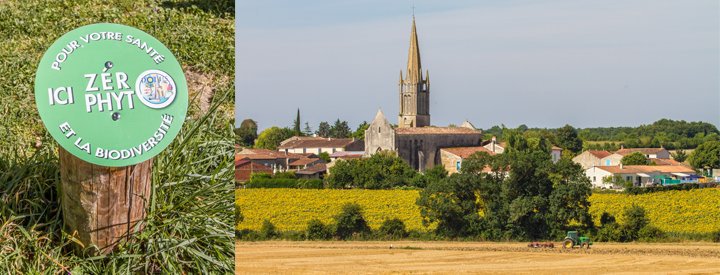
[398,15,430,128]
[406,16,422,83]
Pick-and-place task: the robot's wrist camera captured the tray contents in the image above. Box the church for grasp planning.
[364,17,483,171]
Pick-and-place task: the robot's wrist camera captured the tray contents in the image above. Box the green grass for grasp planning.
[0,0,235,273]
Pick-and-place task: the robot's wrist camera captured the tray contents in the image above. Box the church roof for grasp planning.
[395,126,481,135]
[405,16,423,83]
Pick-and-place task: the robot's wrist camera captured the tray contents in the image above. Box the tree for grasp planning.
[260,219,279,239]
[671,149,688,162]
[409,165,448,188]
[326,152,417,189]
[329,119,352,138]
[303,122,313,136]
[378,218,407,239]
[306,219,331,240]
[353,121,369,140]
[255,126,294,150]
[688,140,720,171]
[622,205,649,241]
[556,125,583,154]
[517,124,528,132]
[235,119,258,146]
[547,159,594,237]
[318,152,330,163]
[416,172,484,237]
[316,121,331,137]
[293,109,301,136]
[621,152,650,165]
[334,203,371,239]
[418,133,593,240]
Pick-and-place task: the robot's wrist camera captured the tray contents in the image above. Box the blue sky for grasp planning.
[236,0,719,131]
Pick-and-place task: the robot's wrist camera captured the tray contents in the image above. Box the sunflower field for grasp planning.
[236,189,432,232]
[590,189,720,234]
[236,188,720,235]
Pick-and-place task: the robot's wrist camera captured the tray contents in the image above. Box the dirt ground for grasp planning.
[236,241,720,274]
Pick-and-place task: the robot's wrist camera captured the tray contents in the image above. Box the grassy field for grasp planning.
[237,188,720,237]
[0,0,235,273]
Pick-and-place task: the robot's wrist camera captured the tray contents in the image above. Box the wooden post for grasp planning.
[59,148,153,255]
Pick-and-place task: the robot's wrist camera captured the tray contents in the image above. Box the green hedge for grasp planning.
[625,182,717,195]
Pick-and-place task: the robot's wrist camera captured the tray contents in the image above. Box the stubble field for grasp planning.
[236,241,720,274]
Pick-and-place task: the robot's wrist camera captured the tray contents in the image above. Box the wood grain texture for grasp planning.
[59,148,153,255]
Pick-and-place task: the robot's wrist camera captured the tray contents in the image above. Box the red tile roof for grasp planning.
[289,158,321,166]
[441,146,495,159]
[278,136,359,149]
[615,148,667,156]
[587,150,612,159]
[295,163,327,175]
[650,158,687,166]
[395,127,481,135]
[237,148,308,159]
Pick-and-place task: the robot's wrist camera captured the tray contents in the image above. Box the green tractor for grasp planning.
[562,231,592,249]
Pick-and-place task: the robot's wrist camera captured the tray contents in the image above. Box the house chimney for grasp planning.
[620,144,624,149]
[620,163,624,169]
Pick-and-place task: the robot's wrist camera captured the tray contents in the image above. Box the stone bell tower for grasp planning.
[398,16,430,128]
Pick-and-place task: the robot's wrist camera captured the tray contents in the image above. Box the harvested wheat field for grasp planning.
[236,241,720,274]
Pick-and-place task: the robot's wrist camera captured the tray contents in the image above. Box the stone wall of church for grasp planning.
[364,117,396,156]
[395,134,482,171]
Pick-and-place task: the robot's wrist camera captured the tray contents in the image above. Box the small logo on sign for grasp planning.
[135,70,176,109]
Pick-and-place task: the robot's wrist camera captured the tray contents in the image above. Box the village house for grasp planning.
[598,147,671,166]
[278,136,364,155]
[235,156,273,183]
[439,146,496,174]
[550,146,563,163]
[572,150,612,169]
[480,137,562,163]
[294,163,328,179]
[439,143,563,174]
[584,165,697,189]
[482,137,505,154]
[234,148,327,182]
[615,147,671,159]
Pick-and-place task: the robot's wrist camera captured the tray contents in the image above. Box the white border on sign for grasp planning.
[134,69,177,109]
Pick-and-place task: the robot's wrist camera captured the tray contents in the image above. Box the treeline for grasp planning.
[483,119,719,150]
[235,112,369,149]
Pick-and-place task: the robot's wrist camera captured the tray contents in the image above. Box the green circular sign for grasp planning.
[35,23,188,167]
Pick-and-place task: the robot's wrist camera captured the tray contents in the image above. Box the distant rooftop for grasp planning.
[278,136,359,149]
[441,146,495,159]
